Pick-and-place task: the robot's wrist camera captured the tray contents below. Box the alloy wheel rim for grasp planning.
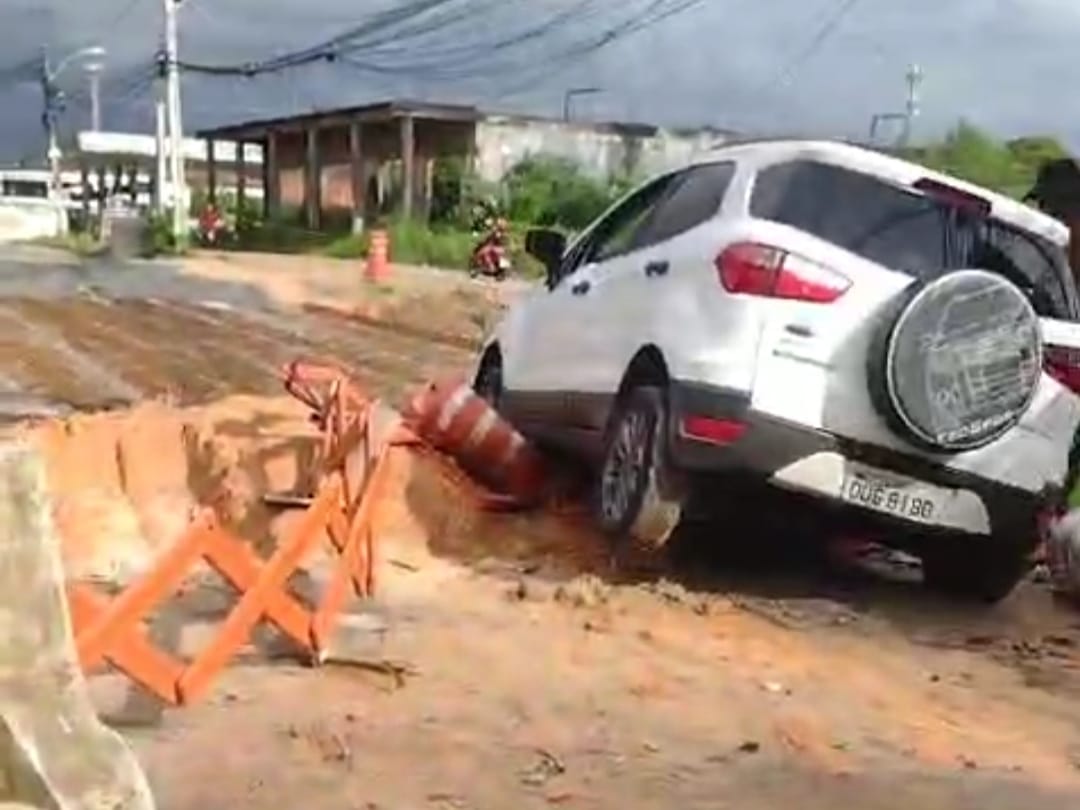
[601,410,648,523]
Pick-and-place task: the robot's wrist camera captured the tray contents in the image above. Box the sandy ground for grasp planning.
[4,246,1080,809]
[0,245,506,419]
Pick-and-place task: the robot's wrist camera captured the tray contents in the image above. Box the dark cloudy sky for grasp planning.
[1,0,1077,163]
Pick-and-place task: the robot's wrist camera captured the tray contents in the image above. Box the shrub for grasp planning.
[141,209,188,257]
[504,156,615,230]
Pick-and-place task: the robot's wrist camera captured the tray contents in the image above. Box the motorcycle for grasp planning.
[196,204,227,247]
[469,219,512,281]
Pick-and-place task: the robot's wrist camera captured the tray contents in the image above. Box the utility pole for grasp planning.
[86,62,103,131]
[154,48,167,215]
[163,0,186,241]
[900,63,923,147]
[38,47,62,200]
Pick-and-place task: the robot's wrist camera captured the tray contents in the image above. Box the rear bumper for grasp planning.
[666,379,1057,543]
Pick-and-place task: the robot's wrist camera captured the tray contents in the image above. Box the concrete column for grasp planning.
[235,140,247,210]
[348,120,365,234]
[264,132,280,221]
[128,165,138,205]
[206,138,217,206]
[400,115,415,219]
[79,162,90,225]
[304,126,321,230]
[419,155,434,221]
[96,166,106,214]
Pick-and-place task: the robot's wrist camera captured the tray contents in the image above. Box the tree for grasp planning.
[905,122,1071,200]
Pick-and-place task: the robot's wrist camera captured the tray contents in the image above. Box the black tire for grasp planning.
[473,349,503,410]
[594,386,684,554]
[921,535,1031,603]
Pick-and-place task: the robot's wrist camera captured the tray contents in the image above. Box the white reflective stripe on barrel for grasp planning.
[495,431,526,472]
[435,385,472,433]
[463,406,499,452]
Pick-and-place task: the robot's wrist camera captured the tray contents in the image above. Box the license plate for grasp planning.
[840,468,939,523]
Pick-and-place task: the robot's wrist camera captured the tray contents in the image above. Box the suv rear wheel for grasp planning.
[595,386,684,555]
[920,535,1031,603]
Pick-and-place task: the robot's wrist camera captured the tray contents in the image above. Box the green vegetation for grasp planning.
[141,209,189,257]
[502,156,625,230]
[903,122,1071,200]
[34,231,108,258]
[322,219,475,268]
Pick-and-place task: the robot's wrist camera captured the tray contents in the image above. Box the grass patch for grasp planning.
[321,220,474,269]
[231,221,341,254]
[230,216,547,279]
[33,232,108,258]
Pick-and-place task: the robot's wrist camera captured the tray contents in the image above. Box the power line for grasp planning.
[337,0,606,80]
[762,0,865,93]
[186,0,702,86]
[180,0,463,76]
[488,0,709,101]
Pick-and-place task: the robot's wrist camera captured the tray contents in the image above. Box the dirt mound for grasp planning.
[14,396,318,582]
[11,393,603,589]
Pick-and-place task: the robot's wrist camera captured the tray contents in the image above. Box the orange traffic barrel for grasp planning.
[366,229,390,282]
[404,377,547,503]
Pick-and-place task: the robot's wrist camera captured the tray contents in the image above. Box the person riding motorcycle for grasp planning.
[197,202,225,246]
[470,216,511,280]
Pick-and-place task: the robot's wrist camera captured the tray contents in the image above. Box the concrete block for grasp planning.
[0,444,155,809]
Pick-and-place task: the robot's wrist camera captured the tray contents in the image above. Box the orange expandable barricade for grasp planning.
[366,229,390,282]
[66,385,399,707]
[403,377,547,504]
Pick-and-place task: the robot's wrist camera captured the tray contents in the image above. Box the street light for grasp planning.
[40,44,107,198]
[51,45,106,79]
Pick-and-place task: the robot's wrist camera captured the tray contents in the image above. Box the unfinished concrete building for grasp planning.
[196,99,731,231]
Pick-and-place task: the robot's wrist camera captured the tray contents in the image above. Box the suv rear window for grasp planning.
[751,159,1075,318]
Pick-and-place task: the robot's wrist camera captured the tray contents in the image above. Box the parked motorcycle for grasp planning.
[469,218,512,280]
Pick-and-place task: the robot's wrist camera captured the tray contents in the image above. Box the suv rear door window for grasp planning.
[751,159,1073,318]
[631,161,735,249]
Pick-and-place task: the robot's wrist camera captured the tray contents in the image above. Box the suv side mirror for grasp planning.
[525,228,566,284]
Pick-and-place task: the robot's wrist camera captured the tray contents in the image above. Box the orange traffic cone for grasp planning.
[403,377,547,503]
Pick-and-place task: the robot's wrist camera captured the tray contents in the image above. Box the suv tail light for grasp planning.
[1045,346,1080,395]
[716,242,851,303]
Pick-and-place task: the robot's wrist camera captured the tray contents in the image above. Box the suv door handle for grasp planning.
[644,260,669,278]
[571,280,591,296]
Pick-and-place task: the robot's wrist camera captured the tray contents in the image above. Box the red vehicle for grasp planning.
[469,218,512,280]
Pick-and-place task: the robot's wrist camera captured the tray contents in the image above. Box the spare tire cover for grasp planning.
[879,269,1042,452]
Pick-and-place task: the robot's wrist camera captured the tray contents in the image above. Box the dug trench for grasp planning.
[15,390,1080,810]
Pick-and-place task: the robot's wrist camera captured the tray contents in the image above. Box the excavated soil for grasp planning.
[18,395,1080,810]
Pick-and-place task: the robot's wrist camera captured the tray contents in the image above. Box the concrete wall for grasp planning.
[0,199,67,243]
[473,118,724,183]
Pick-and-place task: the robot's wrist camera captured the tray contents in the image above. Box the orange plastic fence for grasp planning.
[66,379,394,706]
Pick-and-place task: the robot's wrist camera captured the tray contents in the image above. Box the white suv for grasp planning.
[474,139,1080,602]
